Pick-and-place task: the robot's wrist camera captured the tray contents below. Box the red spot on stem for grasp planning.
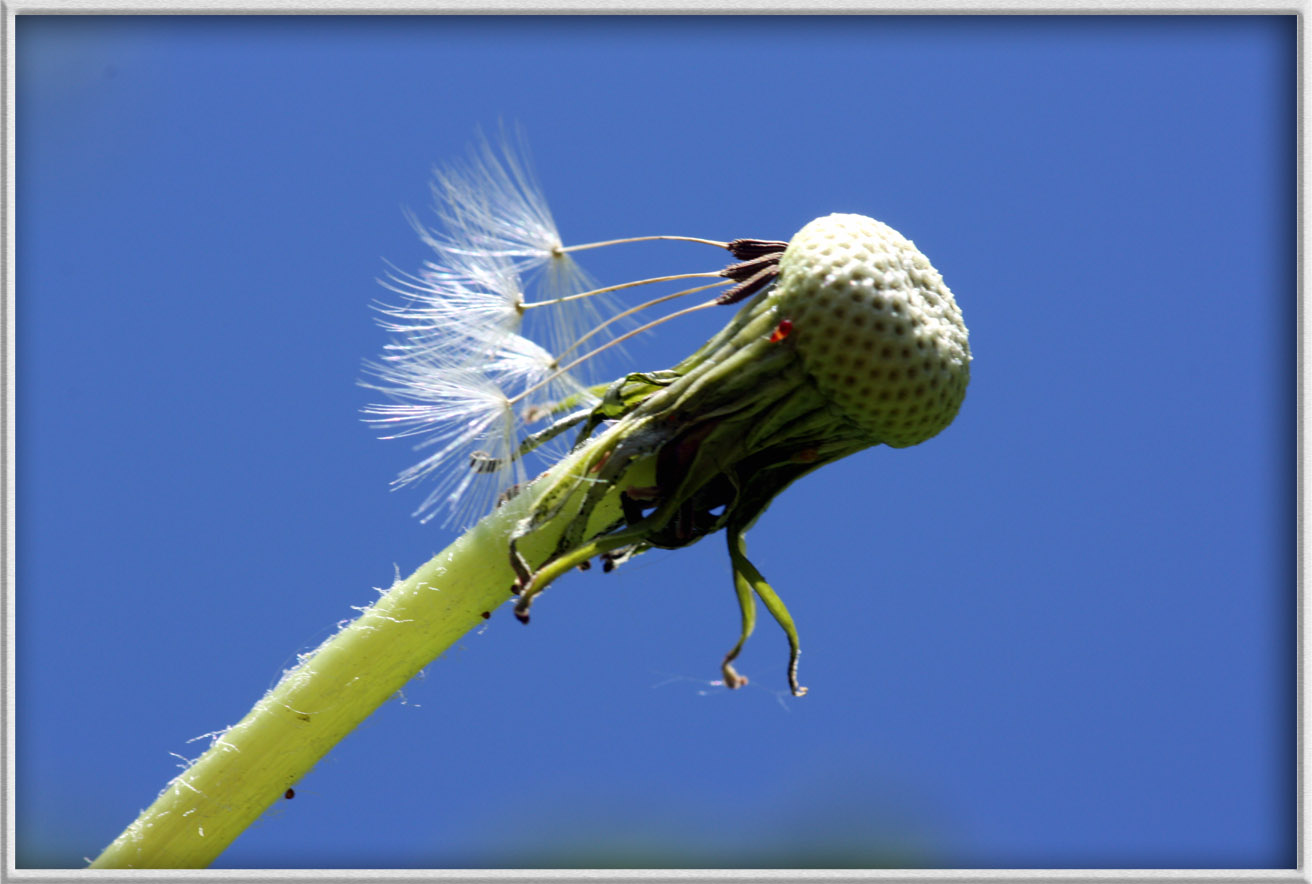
[769,319,794,343]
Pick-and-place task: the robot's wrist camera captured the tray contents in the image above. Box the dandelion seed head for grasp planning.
[411,126,627,380]
[478,331,593,411]
[373,250,525,360]
[366,128,733,528]
[424,126,564,269]
[363,360,525,527]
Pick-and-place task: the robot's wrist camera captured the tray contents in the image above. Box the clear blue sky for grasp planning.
[17,14,1293,870]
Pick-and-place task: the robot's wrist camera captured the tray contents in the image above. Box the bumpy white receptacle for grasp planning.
[772,213,971,448]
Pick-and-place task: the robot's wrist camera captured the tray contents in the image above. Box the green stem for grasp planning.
[89,446,649,869]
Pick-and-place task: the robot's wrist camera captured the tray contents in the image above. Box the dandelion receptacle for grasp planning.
[90,132,969,868]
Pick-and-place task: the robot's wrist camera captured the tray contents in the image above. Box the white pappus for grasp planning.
[362,128,745,528]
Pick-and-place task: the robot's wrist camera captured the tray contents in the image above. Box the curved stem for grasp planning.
[88,445,650,869]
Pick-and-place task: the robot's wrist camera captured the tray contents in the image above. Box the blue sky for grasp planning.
[16,14,1293,870]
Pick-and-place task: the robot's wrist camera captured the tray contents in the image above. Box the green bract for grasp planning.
[508,212,971,696]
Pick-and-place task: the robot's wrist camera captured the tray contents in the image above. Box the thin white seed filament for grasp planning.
[556,235,731,254]
[442,235,730,261]
[509,297,723,409]
[522,272,724,309]
[555,280,731,361]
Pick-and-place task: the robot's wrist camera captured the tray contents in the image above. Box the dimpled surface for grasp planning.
[772,213,970,447]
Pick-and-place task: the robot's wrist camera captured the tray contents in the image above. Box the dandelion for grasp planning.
[93,133,972,869]
[365,131,972,696]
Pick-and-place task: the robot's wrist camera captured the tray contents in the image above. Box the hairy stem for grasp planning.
[89,446,649,869]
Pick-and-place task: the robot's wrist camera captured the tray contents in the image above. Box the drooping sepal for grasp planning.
[726,526,808,697]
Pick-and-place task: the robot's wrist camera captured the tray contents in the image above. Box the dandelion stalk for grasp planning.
[89,439,656,869]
